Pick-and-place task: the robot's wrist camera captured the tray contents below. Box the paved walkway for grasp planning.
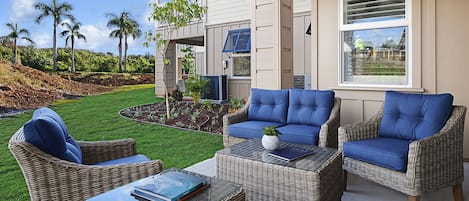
[186,158,469,201]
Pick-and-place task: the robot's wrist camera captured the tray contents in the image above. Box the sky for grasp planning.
[0,0,157,55]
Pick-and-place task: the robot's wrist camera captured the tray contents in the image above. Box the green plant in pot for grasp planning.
[262,126,281,150]
[185,75,209,104]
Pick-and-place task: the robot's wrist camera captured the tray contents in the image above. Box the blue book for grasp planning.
[132,171,208,201]
[268,146,314,162]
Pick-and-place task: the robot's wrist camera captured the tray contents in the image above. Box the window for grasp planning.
[232,54,250,78]
[222,29,251,53]
[340,0,410,86]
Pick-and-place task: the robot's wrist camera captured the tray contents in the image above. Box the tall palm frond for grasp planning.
[60,20,86,72]
[3,22,35,65]
[35,0,74,71]
[107,11,140,73]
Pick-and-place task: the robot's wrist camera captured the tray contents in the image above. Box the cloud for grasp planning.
[141,0,157,27]
[10,0,37,22]
[72,23,115,52]
[69,22,149,55]
[31,32,52,47]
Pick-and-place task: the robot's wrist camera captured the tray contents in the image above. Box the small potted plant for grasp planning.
[262,126,281,150]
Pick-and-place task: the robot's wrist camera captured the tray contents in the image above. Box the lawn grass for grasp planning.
[0,84,223,200]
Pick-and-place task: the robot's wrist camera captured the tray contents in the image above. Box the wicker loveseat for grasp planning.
[8,108,163,201]
[223,88,341,148]
[339,91,466,201]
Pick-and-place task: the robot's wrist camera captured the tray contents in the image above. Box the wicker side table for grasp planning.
[216,139,343,201]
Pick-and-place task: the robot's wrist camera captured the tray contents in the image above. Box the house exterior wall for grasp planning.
[206,0,311,26]
[311,0,469,158]
[206,21,251,99]
[204,14,311,98]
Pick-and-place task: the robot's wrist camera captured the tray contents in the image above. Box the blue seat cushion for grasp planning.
[379,91,453,141]
[343,137,410,172]
[229,121,283,139]
[24,107,82,163]
[277,124,321,145]
[287,89,335,126]
[248,88,289,124]
[93,154,150,166]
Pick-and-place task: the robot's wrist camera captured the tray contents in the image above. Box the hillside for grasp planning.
[0,61,112,111]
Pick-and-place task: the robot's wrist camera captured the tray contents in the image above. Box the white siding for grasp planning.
[206,0,311,26]
[294,0,311,13]
[206,0,250,26]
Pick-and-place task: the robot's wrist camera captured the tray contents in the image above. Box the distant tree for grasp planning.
[3,23,35,65]
[60,21,86,72]
[35,0,74,71]
[123,16,142,73]
[146,0,206,118]
[107,11,139,73]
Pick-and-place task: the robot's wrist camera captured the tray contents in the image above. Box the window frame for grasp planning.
[230,53,251,79]
[338,0,413,88]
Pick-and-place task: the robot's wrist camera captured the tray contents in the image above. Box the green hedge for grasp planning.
[0,45,155,73]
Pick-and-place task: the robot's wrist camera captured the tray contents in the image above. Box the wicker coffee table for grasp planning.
[216,139,343,201]
[87,168,245,201]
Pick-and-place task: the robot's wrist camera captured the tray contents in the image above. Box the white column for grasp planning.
[250,0,294,89]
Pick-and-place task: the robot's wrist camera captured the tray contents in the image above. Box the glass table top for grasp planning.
[217,138,338,172]
[87,168,242,201]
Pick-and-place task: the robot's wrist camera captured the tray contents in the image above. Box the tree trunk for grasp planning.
[124,35,128,73]
[53,23,57,71]
[71,37,75,73]
[13,39,17,66]
[118,35,123,73]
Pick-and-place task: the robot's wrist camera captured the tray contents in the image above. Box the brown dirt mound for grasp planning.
[60,73,154,86]
[0,61,112,110]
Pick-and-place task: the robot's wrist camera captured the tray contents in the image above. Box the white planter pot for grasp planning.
[262,135,280,150]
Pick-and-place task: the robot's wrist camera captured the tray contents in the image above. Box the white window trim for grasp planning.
[230,53,251,79]
[338,0,413,88]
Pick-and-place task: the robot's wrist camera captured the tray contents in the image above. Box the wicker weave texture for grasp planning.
[8,127,164,201]
[216,151,343,201]
[223,97,341,148]
[340,105,466,197]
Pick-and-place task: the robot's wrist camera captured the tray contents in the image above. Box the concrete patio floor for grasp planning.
[185,158,469,201]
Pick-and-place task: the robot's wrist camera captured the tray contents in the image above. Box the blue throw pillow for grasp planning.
[23,107,82,163]
[379,91,453,141]
[287,89,335,126]
[248,88,289,124]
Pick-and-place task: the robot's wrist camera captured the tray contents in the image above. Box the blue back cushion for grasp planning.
[379,91,453,141]
[23,107,82,163]
[248,88,289,124]
[287,89,335,126]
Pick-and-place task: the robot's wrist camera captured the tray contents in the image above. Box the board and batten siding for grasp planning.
[206,21,251,99]
[206,0,250,26]
[311,0,469,158]
[204,15,312,98]
[206,0,311,26]
[293,12,312,76]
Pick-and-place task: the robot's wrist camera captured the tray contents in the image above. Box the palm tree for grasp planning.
[4,23,35,65]
[107,11,140,73]
[123,20,142,72]
[35,0,74,71]
[60,21,86,73]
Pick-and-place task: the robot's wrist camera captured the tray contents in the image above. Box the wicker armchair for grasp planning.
[339,105,466,201]
[9,127,164,201]
[223,97,341,148]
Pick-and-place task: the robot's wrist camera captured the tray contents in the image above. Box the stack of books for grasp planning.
[131,171,209,201]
